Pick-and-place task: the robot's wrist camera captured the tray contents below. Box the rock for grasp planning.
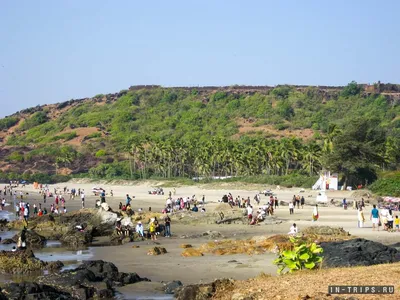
[302,226,350,236]
[180,244,193,248]
[78,260,119,281]
[121,217,133,227]
[181,248,204,257]
[279,200,288,206]
[0,250,46,274]
[118,272,144,285]
[97,208,118,224]
[164,280,183,294]
[320,238,400,268]
[109,231,132,245]
[175,279,233,300]
[202,231,223,239]
[92,223,114,237]
[132,245,140,248]
[1,238,14,244]
[60,227,93,248]
[2,282,73,300]
[45,260,64,271]
[100,202,110,211]
[12,229,47,248]
[147,246,167,255]
[232,293,253,300]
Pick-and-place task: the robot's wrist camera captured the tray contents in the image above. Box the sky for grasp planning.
[0,0,399,117]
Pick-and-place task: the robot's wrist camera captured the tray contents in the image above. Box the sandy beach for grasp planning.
[1,179,398,297]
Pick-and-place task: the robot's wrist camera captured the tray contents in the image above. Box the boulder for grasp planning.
[202,231,223,239]
[45,260,64,272]
[12,230,46,249]
[37,260,149,299]
[180,244,193,248]
[1,282,73,300]
[175,279,233,300]
[302,226,350,236]
[109,231,132,245]
[92,223,114,237]
[181,248,204,257]
[0,250,46,274]
[1,238,14,244]
[147,247,167,255]
[320,238,400,268]
[97,208,118,224]
[164,280,183,294]
[59,227,93,248]
[121,217,133,227]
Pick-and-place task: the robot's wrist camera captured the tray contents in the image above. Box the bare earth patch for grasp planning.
[212,262,400,299]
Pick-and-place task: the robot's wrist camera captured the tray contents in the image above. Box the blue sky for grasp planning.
[0,0,399,117]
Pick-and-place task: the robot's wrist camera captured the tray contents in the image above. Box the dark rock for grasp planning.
[320,238,399,268]
[12,229,47,248]
[164,280,183,294]
[1,238,14,244]
[59,227,93,247]
[92,223,114,237]
[2,282,73,300]
[147,246,167,255]
[78,260,119,281]
[109,231,132,245]
[175,279,234,300]
[118,272,142,285]
[45,260,64,272]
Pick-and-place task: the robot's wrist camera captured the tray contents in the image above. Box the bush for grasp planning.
[369,173,400,196]
[8,151,24,162]
[0,116,19,130]
[85,132,102,140]
[52,131,77,141]
[273,236,324,274]
[19,111,48,131]
[95,149,107,157]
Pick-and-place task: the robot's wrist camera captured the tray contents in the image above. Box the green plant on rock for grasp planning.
[273,236,323,274]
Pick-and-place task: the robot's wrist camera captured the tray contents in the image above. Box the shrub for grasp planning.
[369,173,400,196]
[95,149,107,157]
[52,131,77,141]
[0,116,19,130]
[8,151,24,162]
[19,111,48,131]
[86,132,102,140]
[273,236,323,274]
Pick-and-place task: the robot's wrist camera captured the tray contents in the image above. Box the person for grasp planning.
[149,218,157,241]
[352,200,357,210]
[395,215,399,232]
[300,196,305,209]
[164,214,171,237]
[342,198,347,210]
[115,219,123,235]
[247,205,253,224]
[370,205,380,231]
[357,207,365,228]
[274,196,279,209]
[288,223,298,235]
[126,194,132,206]
[191,204,198,212]
[289,202,294,215]
[202,195,205,205]
[81,191,85,208]
[135,221,144,240]
[387,210,394,232]
[312,205,319,222]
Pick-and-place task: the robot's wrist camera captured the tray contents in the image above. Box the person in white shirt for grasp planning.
[289,202,294,214]
[247,205,253,224]
[288,223,298,235]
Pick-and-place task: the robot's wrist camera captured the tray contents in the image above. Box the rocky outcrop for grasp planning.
[37,260,149,299]
[0,250,46,274]
[1,282,72,300]
[97,208,118,224]
[302,226,350,236]
[320,238,400,268]
[12,230,46,249]
[174,279,234,300]
[164,280,183,294]
[59,226,93,248]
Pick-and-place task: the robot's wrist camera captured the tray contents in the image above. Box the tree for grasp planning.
[322,117,386,187]
[341,81,362,97]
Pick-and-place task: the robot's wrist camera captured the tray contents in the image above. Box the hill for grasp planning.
[0,82,399,187]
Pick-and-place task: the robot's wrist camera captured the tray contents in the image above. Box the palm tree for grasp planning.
[323,124,342,154]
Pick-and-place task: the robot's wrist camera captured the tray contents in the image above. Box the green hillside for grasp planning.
[0,82,399,190]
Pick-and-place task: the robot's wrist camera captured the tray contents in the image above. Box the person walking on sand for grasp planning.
[164,213,171,237]
[81,191,85,209]
[312,204,319,222]
[370,205,380,231]
[357,207,365,228]
[289,202,294,215]
[300,196,305,209]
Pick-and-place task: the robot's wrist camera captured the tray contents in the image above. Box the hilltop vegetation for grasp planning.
[0,82,399,189]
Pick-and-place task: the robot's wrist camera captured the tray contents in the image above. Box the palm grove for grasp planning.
[1,82,400,192]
